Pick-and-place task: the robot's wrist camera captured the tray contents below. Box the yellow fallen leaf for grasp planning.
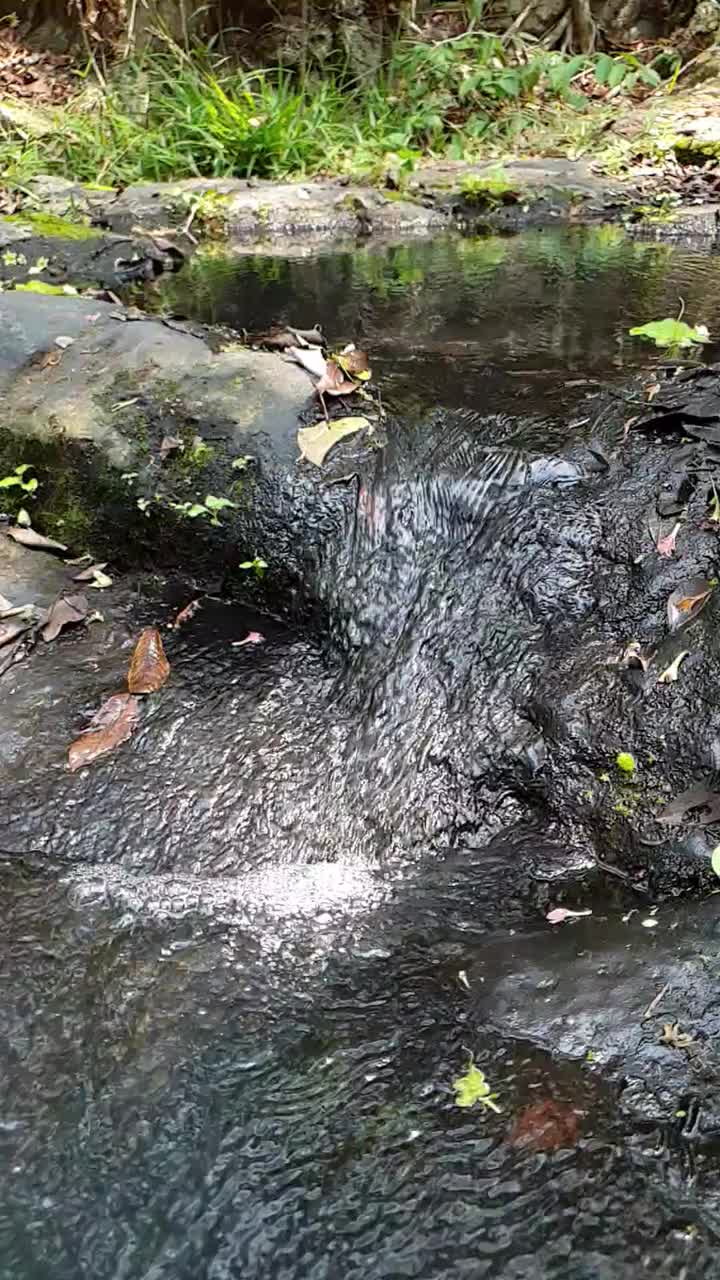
[658,650,689,683]
[297,417,370,468]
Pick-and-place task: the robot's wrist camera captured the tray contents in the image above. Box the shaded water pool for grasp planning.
[5,227,720,1279]
[162,224,720,436]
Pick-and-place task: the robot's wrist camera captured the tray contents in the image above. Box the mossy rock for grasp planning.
[6,211,101,241]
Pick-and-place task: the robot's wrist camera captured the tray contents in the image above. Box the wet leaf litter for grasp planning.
[67,628,170,771]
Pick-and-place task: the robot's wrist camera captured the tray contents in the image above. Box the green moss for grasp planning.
[14,281,73,296]
[6,211,101,241]
[673,136,720,163]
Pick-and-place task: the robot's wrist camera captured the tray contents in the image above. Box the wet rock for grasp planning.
[0,215,183,290]
[7,158,652,254]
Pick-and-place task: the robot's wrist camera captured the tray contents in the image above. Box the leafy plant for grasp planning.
[452,1058,500,1112]
[592,51,661,94]
[239,555,268,579]
[168,494,235,526]
[629,318,710,349]
[460,167,517,204]
[231,455,254,472]
[186,436,215,467]
[0,464,38,494]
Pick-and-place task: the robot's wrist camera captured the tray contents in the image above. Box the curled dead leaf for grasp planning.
[6,526,67,553]
[127,626,170,693]
[231,630,265,648]
[254,324,323,351]
[68,692,140,772]
[286,346,327,379]
[173,598,201,628]
[41,593,88,643]
[658,650,689,684]
[316,360,358,399]
[158,435,183,462]
[546,907,592,924]
[667,577,714,631]
[0,617,32,648]
[656,521,681,558]
[72,561,108,582]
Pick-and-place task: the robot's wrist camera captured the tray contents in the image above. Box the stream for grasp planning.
[4,226,720,1278]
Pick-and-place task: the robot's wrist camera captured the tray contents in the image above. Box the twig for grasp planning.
[124,0,140,59]
[181,202,199,245]
[641,982,670,1022]
[502,1,533,43]
[74,5,107,90]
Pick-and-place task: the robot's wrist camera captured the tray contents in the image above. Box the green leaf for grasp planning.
[629,318,710,349]
[594,53,614,85]
[607,60,627,89]
[711,845,720,880]
[638,66,661,86]
[16,508,31,528]
[452,1060,501,1112]
[0,475,22,488]
[186,503,209,518]
[204,495,236,512]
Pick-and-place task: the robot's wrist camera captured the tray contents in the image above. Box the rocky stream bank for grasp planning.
[6,204,720,1275]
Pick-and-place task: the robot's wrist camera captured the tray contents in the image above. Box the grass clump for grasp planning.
[0,37,679,190]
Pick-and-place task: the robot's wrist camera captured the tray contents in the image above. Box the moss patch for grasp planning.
[6,211,102,241]
[13,280,74,296]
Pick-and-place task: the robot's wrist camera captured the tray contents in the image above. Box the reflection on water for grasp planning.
[162,226,720,435]
[5,228,720,1277]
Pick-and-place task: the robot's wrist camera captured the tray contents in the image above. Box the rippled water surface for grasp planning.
[5,228,720,1279]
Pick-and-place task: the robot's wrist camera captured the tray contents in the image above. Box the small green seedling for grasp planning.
[616,752,636,774]
[232,455,254,472]
[169,495,235,527]
[452,1059,500,1112]
[711,845,720,880]
[239,555,268,580]
[0,464,38,494]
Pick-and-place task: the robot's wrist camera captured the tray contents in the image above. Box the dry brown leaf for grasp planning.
[72,561,108,582]
[0,617,32,648]
[127,626,170,693]
[667,577,714,631]
[6,527,67,553]
[316,360,358,399]
[67,692,140,773]
[158,435,183,462]
[656,522,680,558]
[173,598,201,628]
[41,594,88,643]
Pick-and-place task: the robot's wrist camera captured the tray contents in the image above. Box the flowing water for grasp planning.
[5,227,720,1278]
